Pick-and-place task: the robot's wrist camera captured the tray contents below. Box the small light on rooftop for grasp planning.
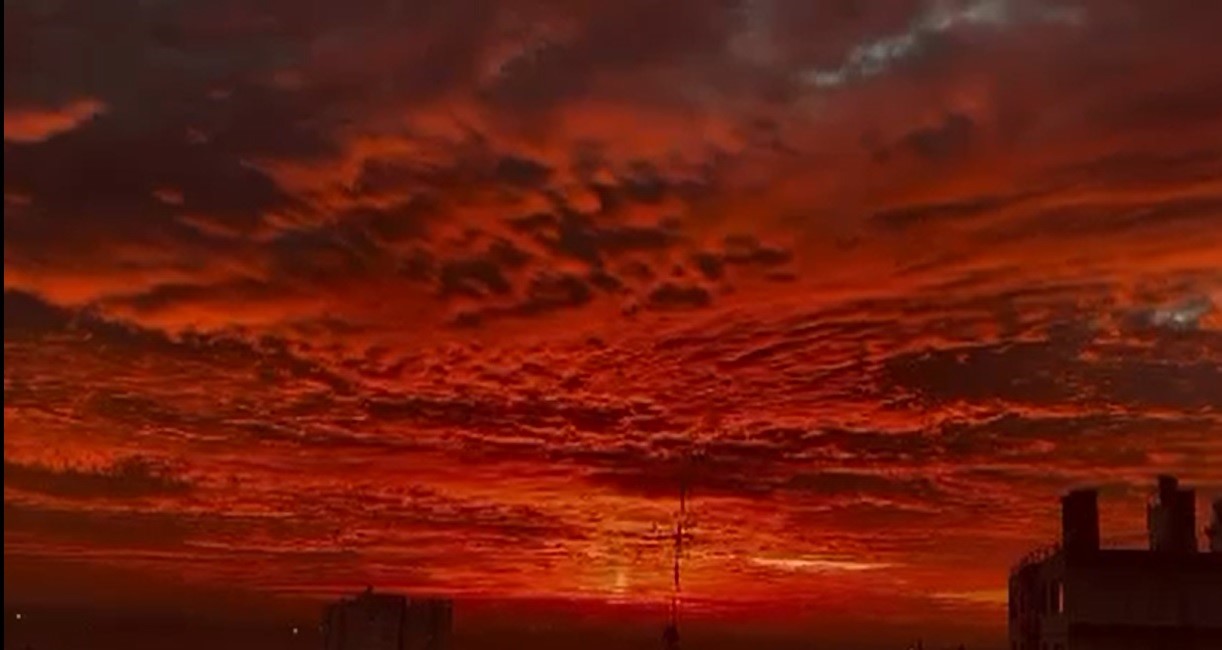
[15,613,23,620]
[292,626,299,635]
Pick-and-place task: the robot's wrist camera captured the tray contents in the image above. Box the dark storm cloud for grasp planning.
[720,234,793,267]
[111,280,282,317]
[494,155,553,187]
[470,270,600,320]
[685,235,794,282]
[3,0,774,328]
[987,195,1222,243]
[4,457,191,500]
[4,289,74,333]
[871,194,1024,231]
[364,390,655,436]
[2,502,328,553]
[523,271,595,309]
[1039,149,1222,189]
[304,484,586,545]
[4,503,200,548]
[3,110,301,257]
[573,434,955,506]
[881,333,1222,411]
[477,0,737,111]
[3,291,361,436]
[439,257,515,298]
[507,207,683,264]
[5,471,583,558]
[3,290,206,358]
[646,283,713,310]
[887,112,977,163]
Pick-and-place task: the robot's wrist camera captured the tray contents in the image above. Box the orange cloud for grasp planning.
[4,98,106,143]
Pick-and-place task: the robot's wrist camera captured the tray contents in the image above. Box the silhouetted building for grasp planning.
[323,588,452,650]
[1207,498,1222,553]
[1009,477,1222,650]
[1147,475,1196,554]
[1061,489,1100,555]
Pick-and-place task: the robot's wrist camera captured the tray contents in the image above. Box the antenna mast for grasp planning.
[663,458,690,650]
[672,476,687,625]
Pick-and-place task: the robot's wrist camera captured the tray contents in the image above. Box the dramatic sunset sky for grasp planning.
[4,0,1222,647]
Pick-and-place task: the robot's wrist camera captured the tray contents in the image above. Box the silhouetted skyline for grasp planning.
[1010,476,1222,650]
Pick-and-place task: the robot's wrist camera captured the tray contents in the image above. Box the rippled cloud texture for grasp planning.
[5,0,1222,642]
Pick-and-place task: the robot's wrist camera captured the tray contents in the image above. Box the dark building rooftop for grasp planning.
[1208,498,1222,553]
[1009,476,1222,650]
[322,587,453,650]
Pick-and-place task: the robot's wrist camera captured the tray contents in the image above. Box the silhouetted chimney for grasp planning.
[1178,487,1197,550]
[1061,488,1100,554]
[1148,475,1197,553]
[1208,498,1222,553]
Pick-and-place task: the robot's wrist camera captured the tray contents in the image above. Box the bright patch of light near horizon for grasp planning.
[613,567,629,593]
[749,557,891,572]
[930,589,1010,606]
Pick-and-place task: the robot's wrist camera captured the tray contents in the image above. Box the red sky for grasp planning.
[4,0,1222,647]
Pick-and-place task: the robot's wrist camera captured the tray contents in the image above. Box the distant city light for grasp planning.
[15,613,22,620]
[292,626,299,635]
